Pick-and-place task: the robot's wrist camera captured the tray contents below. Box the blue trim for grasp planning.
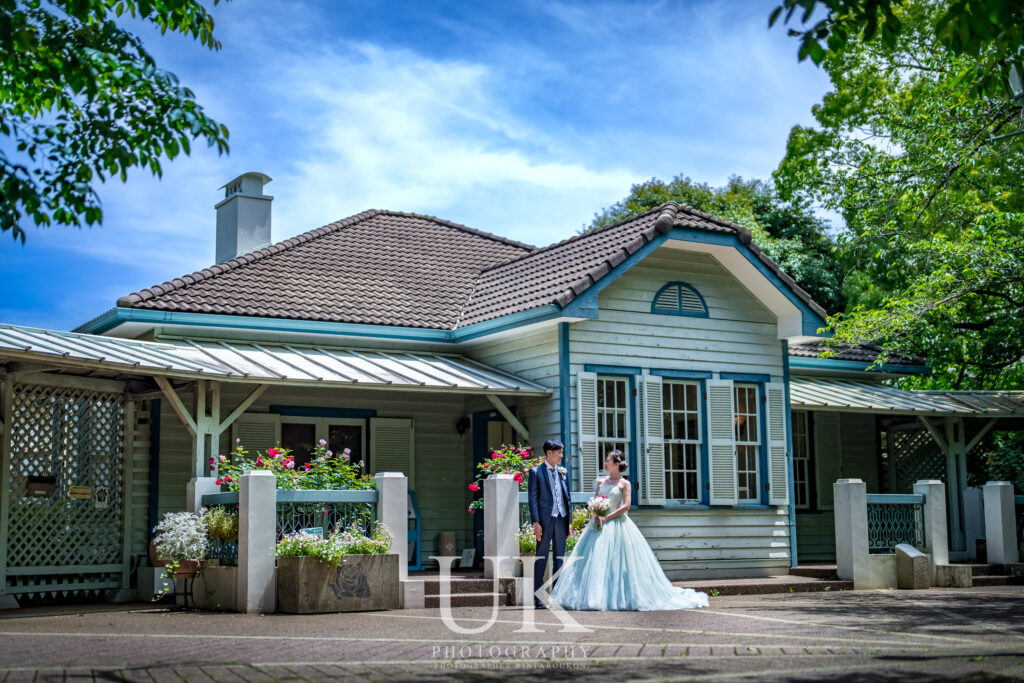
[650,369,714,380]
[76,303,568,343]
[627,374,639,499]
[658,503,774,510]
[789,356,930,375]
[558,322,572,491]
[782,341,798,567]
[561,233,671,319]
[269,405,377,419]
[756,383,769,505]
[584,364,642,376]
[866,493,925,504]
[658,374,709,505]
[148,398,161,542]
[721,372,772,383]
[651,281,709,318]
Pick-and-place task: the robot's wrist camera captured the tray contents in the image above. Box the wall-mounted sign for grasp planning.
[299,527,323,538]
[94,485,109,509]
[26,475,56,498]
[68,485,92,500]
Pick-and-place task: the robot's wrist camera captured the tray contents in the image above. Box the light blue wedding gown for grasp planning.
[548,482,709,611]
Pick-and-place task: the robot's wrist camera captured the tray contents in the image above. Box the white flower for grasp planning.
[319,438,327,447]
[557,466,567,479]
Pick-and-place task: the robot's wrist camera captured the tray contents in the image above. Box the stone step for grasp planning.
[424,592,512,608]
[971,575,1024,587]
[789,565,839,580]
[685,575,853,596]
[419,577,517,596]
[969,564,1002,577]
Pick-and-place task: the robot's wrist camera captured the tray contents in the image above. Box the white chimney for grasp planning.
[215,172,273,263]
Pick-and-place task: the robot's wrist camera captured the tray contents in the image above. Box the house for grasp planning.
[1,172,1021,604]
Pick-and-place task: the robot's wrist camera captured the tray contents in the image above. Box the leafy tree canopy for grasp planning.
[586,174,847,315]
[773,0,1024,390]
[769,0,1024,98]
[1,0,230,243]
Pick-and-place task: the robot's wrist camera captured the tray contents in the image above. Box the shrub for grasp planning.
[467,444,543,513]
[215,439,374,492]
[202,507,239,543]
[517,522,537,554]
[276,523,393,565]
[152,511,208,561]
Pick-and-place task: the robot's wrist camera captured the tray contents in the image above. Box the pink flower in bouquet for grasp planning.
[468,483,480,492]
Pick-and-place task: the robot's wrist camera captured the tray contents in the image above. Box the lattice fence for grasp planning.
[4,382,126,597]
[890,426,945,493]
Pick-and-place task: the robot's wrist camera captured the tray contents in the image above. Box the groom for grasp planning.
[527,438,571,608]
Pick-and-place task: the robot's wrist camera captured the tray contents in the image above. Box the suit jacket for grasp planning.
[528,462,571,530]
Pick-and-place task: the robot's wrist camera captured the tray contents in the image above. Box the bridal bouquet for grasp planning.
[587,495,611,517]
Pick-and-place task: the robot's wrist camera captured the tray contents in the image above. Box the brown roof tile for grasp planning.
[788,341,925,366]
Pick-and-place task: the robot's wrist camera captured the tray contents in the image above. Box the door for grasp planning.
[280,417,366,470]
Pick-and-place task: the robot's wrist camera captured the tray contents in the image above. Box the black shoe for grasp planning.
[534,601,546,610]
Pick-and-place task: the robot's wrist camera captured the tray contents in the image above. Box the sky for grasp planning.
[1,0,833,331]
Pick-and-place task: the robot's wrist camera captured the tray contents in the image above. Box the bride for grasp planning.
[548,450,709,611]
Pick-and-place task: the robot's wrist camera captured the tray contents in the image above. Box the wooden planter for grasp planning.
[277,554,400,613]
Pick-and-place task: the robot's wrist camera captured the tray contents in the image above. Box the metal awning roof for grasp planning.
[0,323,550,396]
[790,377,1024,417]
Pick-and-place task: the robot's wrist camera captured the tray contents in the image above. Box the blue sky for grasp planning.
[1,0,832,331]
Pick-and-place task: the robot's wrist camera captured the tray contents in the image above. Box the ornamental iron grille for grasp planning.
[867,501,925,553]
[4,382,126,596]
[276,501,375,541]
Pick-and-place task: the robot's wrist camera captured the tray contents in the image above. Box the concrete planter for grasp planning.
[277,554,400,613]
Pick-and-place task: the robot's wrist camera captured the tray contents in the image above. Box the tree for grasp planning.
[587,174,847,315]
[772,0,1024,390]
[1,0,230,243]
[769,0,1024,98]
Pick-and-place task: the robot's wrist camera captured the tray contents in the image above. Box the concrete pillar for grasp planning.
[914,479,947,583]
[186,477,222,516]
[374,472,409,581]
[236,470,276,614]
[983,481,1019,565]
[962,487,985,561]
[834,479,868,587]
[483,474,518,579]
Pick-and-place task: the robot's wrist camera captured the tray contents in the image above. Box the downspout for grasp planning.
[782,341,799,568]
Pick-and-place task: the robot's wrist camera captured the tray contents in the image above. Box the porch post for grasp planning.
[374,472,409,581]
[983,481,1019,565]
[236,470,276,613]
[483,473,518,579]
[0,380,17,609]
[834,479,868,587]
[943,418,965,553]
[914,479,947,584]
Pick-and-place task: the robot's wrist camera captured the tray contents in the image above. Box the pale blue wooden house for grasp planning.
[1,172,1022,602]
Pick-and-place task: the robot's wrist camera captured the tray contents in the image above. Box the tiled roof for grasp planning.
[456,202,828,326]
[116,202,827,331]
[118,211,534,329]
[788,341,926,366]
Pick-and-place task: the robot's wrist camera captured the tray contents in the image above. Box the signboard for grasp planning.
[94,485,109,509]
[299,527,323,538]
[68,485,92,500]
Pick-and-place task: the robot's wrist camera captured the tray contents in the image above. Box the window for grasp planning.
[734,384,760,502]
[651,282,709,317]
[280,417,366,468]
[596,377,630,469]
[792,411,811,509]
[662,380,701,503]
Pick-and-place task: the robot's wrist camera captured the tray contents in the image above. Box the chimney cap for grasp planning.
[219,172,273,202]
[219,171,272,191]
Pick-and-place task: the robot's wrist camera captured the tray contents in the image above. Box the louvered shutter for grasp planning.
[765,382,789,505]
[370,417,415,483]
[639,374,665,505]
[576,371,599,493]
[814,412,842,510]
[232,413,281,456]
[706,379,738,505]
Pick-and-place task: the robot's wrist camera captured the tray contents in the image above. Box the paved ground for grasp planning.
[1,586,1023,681]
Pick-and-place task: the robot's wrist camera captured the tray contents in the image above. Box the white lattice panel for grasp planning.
[5,383,125,591]
[891,427,944,493]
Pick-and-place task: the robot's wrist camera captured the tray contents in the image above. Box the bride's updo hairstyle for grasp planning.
[607,449,628,474]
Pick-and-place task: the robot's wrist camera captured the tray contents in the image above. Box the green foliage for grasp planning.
[0,0,230,243]
[587,174,846,313]
[201,506,238,543]
[517,522,536,554]
[276,523,393,564]
[769,0,1024,99]
[773,0,1024,391]
[217,440,374,492]
[152,511,208,561]
[466,443,543,513]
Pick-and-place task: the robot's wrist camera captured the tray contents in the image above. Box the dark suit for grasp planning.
[527,462,571,598]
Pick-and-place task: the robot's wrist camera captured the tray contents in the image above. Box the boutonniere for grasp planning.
[557,466,567,480]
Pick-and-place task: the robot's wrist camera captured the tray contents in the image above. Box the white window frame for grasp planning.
[662,380,702,503]
[596,376,630,472]
[792,410,811,509]
[734,384,761,503]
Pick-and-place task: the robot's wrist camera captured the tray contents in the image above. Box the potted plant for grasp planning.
[152,511,209,582]
[276,523,399,613]
[466,444,542,514]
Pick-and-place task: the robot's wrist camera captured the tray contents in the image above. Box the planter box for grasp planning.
[193,566,238,612]
[277,554,400,613]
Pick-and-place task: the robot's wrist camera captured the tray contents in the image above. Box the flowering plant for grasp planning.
[215,439,373,491]
[153,511,209,562]
[466,443,543,514]
[587,495,611,516]
[276,523,393,565]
